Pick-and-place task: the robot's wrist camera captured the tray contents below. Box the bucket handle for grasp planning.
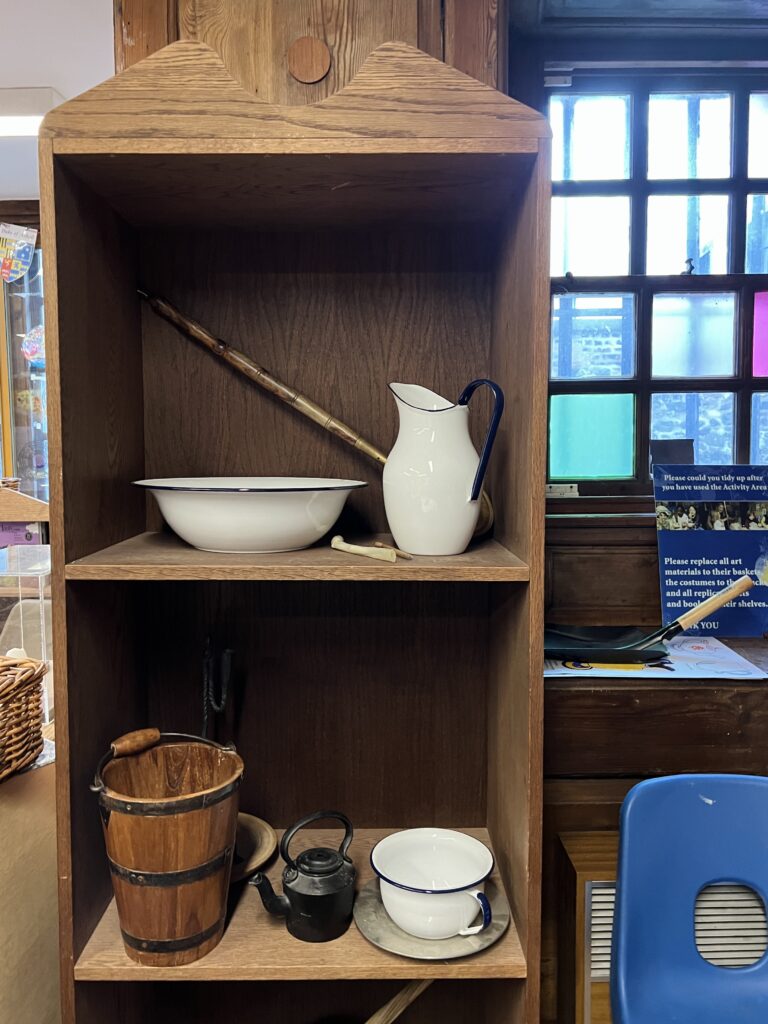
[91,731,237,793]
[112,728,162,758]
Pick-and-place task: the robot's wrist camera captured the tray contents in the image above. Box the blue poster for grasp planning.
[653,465,768,638]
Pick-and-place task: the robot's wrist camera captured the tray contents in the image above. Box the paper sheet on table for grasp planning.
[544,636,767,680]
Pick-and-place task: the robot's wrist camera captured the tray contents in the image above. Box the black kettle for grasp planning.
[250,810,355,942]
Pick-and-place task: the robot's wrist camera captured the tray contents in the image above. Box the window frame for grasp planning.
[548,69,768,496]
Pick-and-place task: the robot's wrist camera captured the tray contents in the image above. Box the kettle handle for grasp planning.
[280,810,354,871]
[458,379,505,502]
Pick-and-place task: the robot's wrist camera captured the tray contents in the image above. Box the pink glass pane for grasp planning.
[754,292,768,377]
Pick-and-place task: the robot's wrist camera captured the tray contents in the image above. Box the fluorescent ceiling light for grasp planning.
[0,87,64,137]
[0,115,44,137]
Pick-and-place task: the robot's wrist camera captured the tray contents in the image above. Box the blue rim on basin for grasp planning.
[370,828,494,894]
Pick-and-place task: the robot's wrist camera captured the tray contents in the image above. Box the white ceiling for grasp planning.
[0,0,114,200]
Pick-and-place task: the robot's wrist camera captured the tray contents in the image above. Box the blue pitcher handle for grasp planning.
[457,379,505,503]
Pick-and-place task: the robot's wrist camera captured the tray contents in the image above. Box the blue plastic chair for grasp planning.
[611,774,768,1023]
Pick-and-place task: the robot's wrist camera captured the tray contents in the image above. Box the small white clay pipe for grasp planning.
[373,540,413,560]
[331,536,397,563]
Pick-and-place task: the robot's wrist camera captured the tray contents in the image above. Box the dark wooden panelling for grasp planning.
[418,0,444,60]
[540,780,636,1024]
[113,0,176,72]
[445,0,505,89]
[116,1,513,92]
[543,0,768,21]
[546,515,660,626]
[546,544,661,626]
[0,199,41,234]
[177,0,418,104]
[545,642,768,777]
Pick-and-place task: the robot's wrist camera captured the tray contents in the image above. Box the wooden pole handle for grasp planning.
[141,291,494,535]
[365,980,433,1024]
[677,574,755,631]
[110,728,161,758]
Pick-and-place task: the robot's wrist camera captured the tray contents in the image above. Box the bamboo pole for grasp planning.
[140,292,494,535]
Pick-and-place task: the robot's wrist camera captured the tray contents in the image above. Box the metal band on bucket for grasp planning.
[121,918,224,954]
[108,845,233,887]
[98,774,242,816]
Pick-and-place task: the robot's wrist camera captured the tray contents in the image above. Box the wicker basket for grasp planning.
[0,654,47,783]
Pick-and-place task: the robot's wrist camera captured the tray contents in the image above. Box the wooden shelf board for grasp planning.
[64,532,530,582]
[74,827,526,982]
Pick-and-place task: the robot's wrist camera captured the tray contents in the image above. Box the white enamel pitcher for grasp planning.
[382,379,504,556]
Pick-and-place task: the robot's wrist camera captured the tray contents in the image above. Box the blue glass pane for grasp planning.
[751,393,768,464]
[651,293,736,378]
[551,197,631,276]
[648,93,731,179]
[749,94,768,178]
[647,195,729,274]
[746,194,768,274]
[549,393,635,479]
[651,392,734,464]
[551,294,636,380]
[550,95,630,181]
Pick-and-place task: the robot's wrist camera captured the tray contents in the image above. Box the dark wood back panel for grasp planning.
[65,583,148,957]
[139,226,492,534]
[51,165,146,562]
[143,581,489,828]
[75,977,521,1023]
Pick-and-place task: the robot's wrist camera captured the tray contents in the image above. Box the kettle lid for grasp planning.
[296,846,344,876]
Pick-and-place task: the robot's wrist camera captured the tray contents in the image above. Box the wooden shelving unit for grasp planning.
[41,39,550,1024]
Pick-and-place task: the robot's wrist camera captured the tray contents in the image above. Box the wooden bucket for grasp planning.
[92,729,244,966]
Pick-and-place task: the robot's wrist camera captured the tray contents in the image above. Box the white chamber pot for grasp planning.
[133,477,367,553]
[370,828,494,939]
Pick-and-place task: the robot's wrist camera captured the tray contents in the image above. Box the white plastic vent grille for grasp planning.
[695,884,768,968]
[586,881,768,979]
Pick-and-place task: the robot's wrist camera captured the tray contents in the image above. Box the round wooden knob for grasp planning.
[287,36,332,84]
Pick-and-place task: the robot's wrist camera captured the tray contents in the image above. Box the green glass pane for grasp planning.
[549,393,635,479]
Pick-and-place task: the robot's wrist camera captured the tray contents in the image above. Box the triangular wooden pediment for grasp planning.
[42,40,549,148]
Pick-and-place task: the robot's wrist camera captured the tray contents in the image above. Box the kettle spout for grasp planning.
[250,872,290,917]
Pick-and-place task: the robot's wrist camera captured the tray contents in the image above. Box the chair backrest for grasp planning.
[611,774,768,1024]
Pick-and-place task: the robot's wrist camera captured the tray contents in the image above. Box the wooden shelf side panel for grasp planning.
[486,140,551,1024]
